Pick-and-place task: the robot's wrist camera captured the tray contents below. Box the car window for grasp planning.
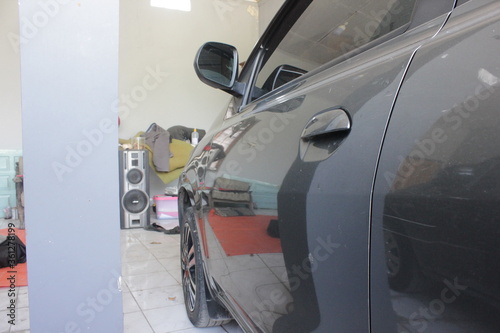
[251,0,416,100]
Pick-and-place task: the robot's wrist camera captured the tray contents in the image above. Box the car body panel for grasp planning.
[179,0,500,332]
[371,1,500,332]
[180,4,455,332]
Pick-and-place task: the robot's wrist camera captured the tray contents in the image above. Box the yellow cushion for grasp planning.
[169,139,193,170]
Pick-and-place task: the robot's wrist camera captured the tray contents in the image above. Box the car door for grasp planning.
[370,0,500,332]
[190,0,456,332]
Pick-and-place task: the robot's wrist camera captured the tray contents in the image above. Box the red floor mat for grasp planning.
[0,228,27,288]
[207,210,282,256]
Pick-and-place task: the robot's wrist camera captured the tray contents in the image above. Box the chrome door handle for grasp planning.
[301,108,351,140]
[300,108,351,162]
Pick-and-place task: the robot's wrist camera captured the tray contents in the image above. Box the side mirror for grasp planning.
[194,42,243,96]
[253,64,307,99]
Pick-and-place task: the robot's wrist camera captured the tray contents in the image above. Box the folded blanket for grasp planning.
[143,123,171,172]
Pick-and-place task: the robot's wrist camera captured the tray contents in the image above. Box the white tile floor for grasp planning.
[0,218,244,333]
[121,219,243,333]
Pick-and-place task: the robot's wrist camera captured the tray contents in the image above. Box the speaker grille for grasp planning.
[127,168,144,185]
[122,189,149,214]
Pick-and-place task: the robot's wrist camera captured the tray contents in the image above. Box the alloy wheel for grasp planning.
[181,223,197,312]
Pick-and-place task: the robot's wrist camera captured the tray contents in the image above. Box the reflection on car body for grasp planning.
[177,0,500,332]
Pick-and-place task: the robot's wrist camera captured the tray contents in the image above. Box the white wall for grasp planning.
[0,0,22,150]
[258,0,286,34]
[117,0,260,139]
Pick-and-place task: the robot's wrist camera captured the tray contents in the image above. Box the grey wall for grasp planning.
[20,1,123,331]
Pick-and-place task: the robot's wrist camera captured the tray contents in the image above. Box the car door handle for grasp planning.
[301,108,351,140]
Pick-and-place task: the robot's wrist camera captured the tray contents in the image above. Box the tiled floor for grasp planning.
[0,218,244,333]
[121,219,243,333]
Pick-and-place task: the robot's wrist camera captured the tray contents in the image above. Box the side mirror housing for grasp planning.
[194,42,244,96]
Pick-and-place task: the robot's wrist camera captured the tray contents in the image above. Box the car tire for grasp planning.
[384,231,428,293]
[181,207,228,327]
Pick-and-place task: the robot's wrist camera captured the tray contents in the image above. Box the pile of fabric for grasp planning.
[120,124,205,184]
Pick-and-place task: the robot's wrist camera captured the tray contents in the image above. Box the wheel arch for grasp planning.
[177,184,194,226]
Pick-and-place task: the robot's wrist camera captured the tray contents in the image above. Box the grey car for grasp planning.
[178,0,500,331]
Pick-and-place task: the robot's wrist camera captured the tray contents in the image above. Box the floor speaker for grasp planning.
[119,150,150,229]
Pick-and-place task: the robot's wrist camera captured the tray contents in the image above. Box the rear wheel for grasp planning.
[385,231,428,293]
[181,207,228,327]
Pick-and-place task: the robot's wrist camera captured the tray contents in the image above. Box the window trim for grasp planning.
[240,0,418,109]
[238,0,313,109]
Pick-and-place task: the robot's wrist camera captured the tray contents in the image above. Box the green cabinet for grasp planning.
[0,150,22,218]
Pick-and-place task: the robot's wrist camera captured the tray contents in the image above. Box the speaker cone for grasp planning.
[122,189,148,214]
[127,168,144,185]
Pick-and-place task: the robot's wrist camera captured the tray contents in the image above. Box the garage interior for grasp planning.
[0,0,284,332]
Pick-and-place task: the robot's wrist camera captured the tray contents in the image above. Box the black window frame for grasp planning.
[235,0,457,113]
[242,0,419,107]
